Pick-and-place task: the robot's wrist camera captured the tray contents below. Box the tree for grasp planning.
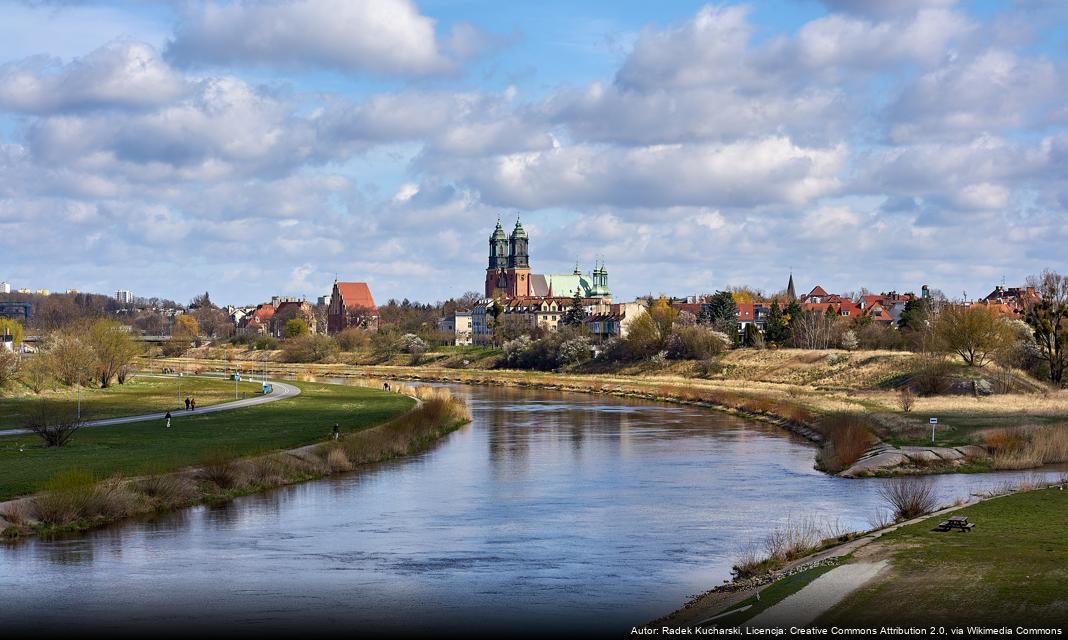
[336,327,370,351]
[933,305,1013,367]
[0,318,25,347]
[86,319,142,387]
[625,298,677,359]
[840,329,858,351]
[164,314,200,356]
[20,355,52,393]
[44,330,96,387]
[699,291,739,337]
[742,323,763,348]
[284,318,310,338]
[562,291,585,327]
[792,310,836,349]
[0,349,20,391]
[763,302,789,345]
[281,334,340,363]
[1025,269,1068,385]
[24,403,84,447]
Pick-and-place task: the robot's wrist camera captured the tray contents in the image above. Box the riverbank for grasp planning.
[0,382,471,540]
[149,355,1068,477]
[653,478,1068,629]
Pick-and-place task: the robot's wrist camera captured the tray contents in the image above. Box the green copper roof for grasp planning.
[490,219,507,240]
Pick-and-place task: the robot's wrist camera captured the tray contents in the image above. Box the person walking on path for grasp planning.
[165,411,172,429]
[185,397,191,411]
[333,423,340,441]
[190,398,196,411]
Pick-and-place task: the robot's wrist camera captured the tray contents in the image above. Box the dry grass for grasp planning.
[0,500,34,526]
[982,424,1068,469]
[732,516,858,579]
[324,447,353,473]
[33,470,142,527]
[817,414,878,470]
[137,473,197,507]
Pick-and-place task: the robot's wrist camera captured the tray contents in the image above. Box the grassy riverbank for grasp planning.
[0,383,471,539]
[0,374,263,428]
[819,485,1068,626]
[0,380,413,500]
[148,352,1068,476]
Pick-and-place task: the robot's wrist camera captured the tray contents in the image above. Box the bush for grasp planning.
[336,327,370,351]
[879,477,937,521]
[667,325,727,360]
[898,387,915,413]
[910,353,954,396]
[281,334,340,363]
[254,336,280,351]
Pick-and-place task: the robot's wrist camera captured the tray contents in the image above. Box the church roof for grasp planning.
[334,282,377,312]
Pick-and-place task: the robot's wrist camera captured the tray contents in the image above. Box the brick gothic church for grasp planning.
[484,218,611,301]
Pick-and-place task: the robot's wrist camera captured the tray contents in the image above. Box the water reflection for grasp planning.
[0,384,1064,634]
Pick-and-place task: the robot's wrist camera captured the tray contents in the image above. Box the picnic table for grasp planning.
[936,515,975,532]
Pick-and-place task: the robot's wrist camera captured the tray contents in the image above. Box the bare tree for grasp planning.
[0,349,20,390]
[1025,270,1068,385]
[25,404,84,447]
[792,309,837,349]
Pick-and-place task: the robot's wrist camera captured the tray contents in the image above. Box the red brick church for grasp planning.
[327,279,378,334]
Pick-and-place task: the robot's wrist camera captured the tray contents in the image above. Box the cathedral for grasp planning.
[484,218,611,301]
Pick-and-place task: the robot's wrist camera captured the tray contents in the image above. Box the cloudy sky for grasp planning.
[1,0,1066,305]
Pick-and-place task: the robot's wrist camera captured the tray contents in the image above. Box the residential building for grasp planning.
[15,288,31,295]
[0,302,32,322]
[584,301,647,340]
[438,310,473,346]
[0,281,9,294]
[271,295,300,308]
[982,285,1037,318]
[116,290,134,304]
[35,289,49,296]
[327,280,378,334]
[317,294,332,307]
[271,299,317,337]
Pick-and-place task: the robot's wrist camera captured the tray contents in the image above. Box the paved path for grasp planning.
[746,561,888,627]
[0,378,301,436]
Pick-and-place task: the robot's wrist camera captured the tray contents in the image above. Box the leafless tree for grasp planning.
[25,404,85,447]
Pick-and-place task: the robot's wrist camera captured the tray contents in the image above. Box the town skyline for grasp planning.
[2,1,1067,303]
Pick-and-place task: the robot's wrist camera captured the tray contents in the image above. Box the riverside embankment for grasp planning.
[150,355,1068,477]
[2,382,1062,635]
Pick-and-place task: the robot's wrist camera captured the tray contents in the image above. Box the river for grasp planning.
[1,384,1063,634]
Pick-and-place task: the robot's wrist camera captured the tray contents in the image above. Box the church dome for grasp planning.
[511,218,527,238]
[490,219,507,241]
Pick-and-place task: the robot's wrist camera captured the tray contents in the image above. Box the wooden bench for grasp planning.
[936,515,975,532]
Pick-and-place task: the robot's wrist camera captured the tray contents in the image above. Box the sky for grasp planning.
[0,0,1066,306]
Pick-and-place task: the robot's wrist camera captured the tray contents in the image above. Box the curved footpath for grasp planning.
[0,377,301,437]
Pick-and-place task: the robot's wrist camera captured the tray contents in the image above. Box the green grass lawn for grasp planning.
[0,380,414,501]
[0,374,264,428]
[819,487,1068,626]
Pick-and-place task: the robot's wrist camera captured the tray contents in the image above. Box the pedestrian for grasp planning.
[384,382,390,391]
[165,411,172,429]
[185,397,191,411]
[190,397,196,411]
[332,423,340,441]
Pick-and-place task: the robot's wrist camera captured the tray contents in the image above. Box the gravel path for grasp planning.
[0,378,300,436]
[746,560,888,627]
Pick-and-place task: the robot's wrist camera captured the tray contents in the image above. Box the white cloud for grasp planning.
[434,137,845,209]
[0,42,187,113]
[165,0,478,76]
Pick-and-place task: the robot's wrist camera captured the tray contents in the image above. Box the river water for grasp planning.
[1,384,1064,634]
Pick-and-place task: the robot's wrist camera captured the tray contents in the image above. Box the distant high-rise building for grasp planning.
[0,281,9,294]
[116,290,134,304]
